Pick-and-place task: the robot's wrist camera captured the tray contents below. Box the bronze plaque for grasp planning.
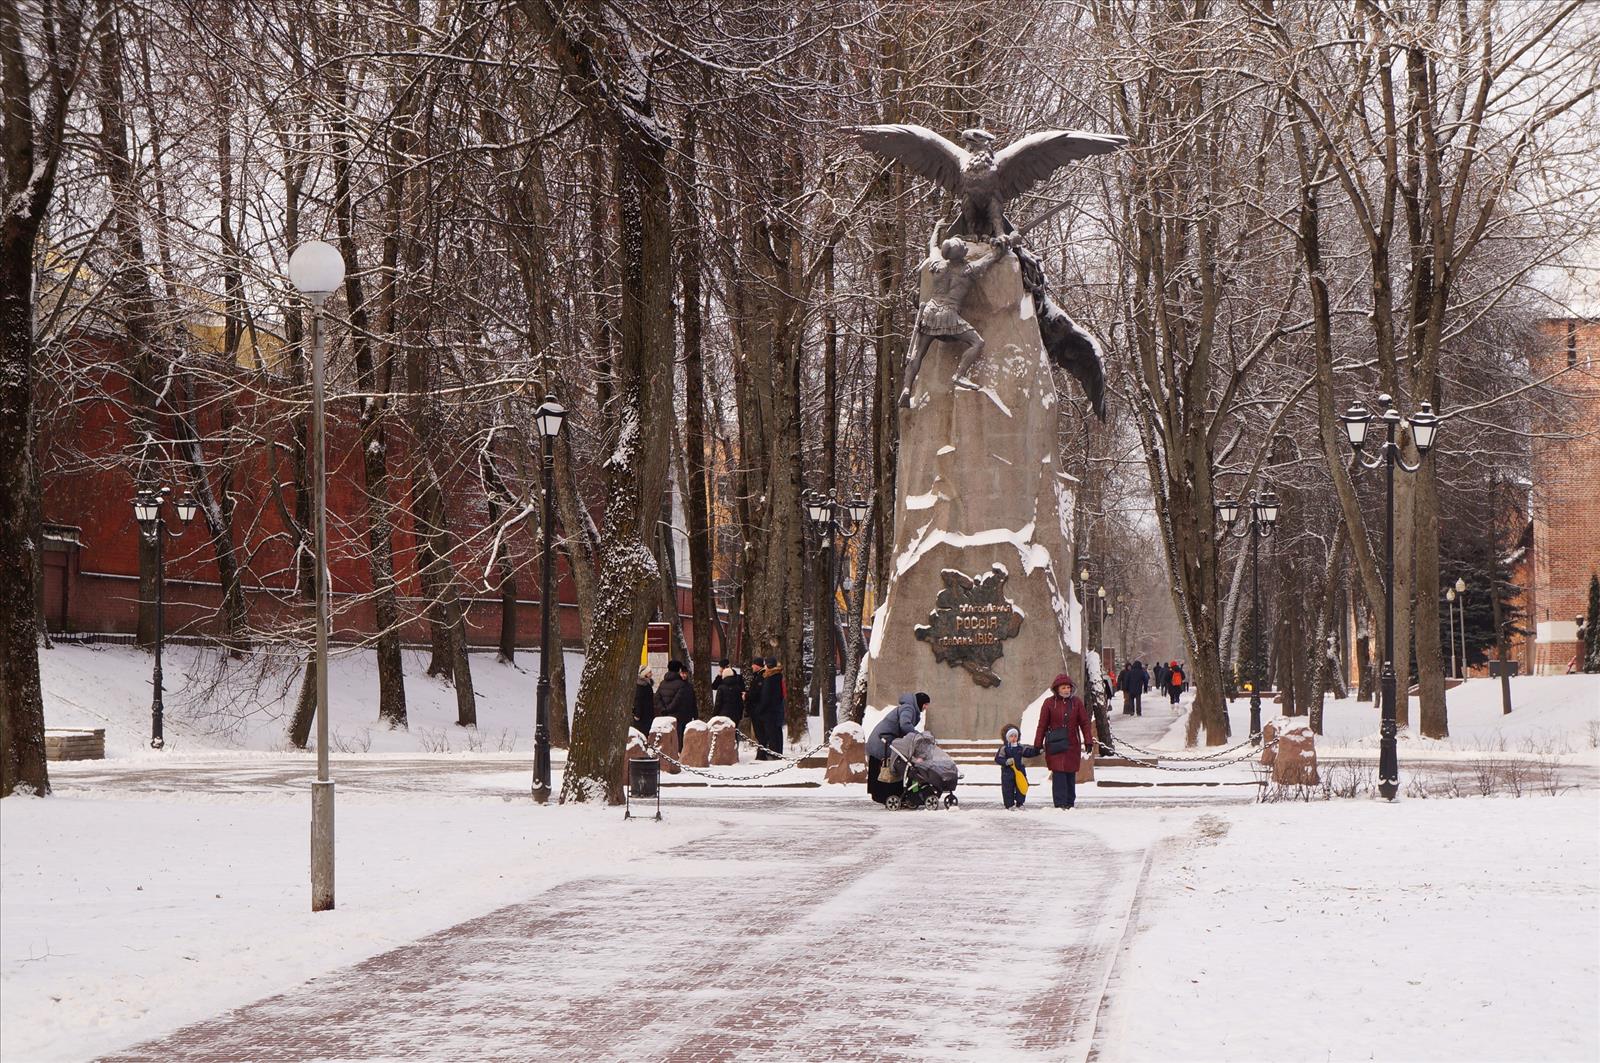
[914,565,1025,688]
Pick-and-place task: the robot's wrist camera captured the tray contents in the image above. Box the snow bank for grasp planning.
[1167,675,1600,758]
[0,791,714,1062]
[38,643,586,757]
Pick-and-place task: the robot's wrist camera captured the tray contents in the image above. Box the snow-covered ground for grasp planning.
[1098,792,1600,1063]
[39,641,589,756]
[0,786,715,1061]
[1159,674,1600,760]
[7,655,1598,1061]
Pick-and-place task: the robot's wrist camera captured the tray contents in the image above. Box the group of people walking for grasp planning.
[1108,657,1186,717]
[866,673,1097,812]
[632,656,788,759]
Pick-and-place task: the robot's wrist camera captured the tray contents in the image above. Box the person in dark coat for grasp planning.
[1124,659,1148,716]
[866,692,927,804]
[1168,661,1185,706]
[1032,673,1096,809]
[756,657,786,759]
[1155,661,1169,698]
[632,669,656,736]
[743,659,765,747]
[711,659,745,725]
[994,724,1039,810]
[654,659,697,740]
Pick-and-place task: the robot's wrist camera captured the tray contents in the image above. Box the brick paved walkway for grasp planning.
[103,803,1147,1062]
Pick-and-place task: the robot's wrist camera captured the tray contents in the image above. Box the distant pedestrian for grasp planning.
[1123,659,1148,716]
[655,659,698,740]
[756,656,786,760]
[994,724,1039,810]
[1032,674,1095,809]
[632,668,655,735]
[1155,661,1169,698]
[867,692,927,805]
[1168,661,1185,706]
[711,659,745,725]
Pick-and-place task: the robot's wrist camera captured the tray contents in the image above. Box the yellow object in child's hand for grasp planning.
[1012,764,1029,796]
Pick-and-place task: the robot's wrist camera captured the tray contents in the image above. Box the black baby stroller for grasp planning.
[884,732,960,810]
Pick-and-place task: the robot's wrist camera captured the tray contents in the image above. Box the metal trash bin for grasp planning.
[626,757,661,820]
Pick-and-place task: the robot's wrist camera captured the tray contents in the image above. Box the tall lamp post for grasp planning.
[1078,564,1092,696]
[804,490,869,732]
[289,238,345,911]
[1454,577,1467,678]
[1215,488,1279,744]
[1446,586,1459,680]
[532,398,567,804]
[132,486,197,749]
[1342,393,1441,801]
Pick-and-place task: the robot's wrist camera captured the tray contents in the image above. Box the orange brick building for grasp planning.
[1524,316,1600,674]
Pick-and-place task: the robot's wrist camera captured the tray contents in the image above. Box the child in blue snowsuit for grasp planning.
[995,725,1040,810]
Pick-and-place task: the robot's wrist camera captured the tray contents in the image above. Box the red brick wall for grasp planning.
[36,338,725,657]
[1527,318,1600,674]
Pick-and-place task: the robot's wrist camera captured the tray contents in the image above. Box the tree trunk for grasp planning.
[677,110,715,716]
[525,0,676,805]
[288,652,317,750]
[0,223,51,798]
[327,68,407,729]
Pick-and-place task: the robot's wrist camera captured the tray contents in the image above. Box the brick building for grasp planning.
[1523,316,1600,673]
[36,334,718,657]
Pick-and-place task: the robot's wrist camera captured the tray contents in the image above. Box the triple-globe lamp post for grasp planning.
[131,485,197,749]
[804,491,869,732]
[1341,393,1441,801]
[1215,489,1279,744]
[288,238,345,911]
[532,398,567,805]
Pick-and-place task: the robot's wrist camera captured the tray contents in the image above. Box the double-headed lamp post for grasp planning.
[532,398,567,805]
[804,491,869,732]
[132,486,197,749]
[1342,393,1441,801]
[1215,488,1280,744]
[288,238,345,911]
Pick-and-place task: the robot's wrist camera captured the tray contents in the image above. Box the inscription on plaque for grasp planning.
[914,565,1025,688]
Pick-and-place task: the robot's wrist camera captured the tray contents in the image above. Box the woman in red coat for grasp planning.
[1032,673,1097,809]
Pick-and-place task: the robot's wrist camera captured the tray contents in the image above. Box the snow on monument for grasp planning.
[864,248,1082,738]
[853,123,1126,739]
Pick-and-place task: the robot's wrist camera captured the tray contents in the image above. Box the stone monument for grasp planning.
[854,123,1127,739]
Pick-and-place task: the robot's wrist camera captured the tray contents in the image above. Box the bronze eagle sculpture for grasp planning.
[853,124,1127,418]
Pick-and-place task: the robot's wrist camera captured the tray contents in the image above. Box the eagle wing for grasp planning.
[992,129,1128,202]
[852,124,968,193]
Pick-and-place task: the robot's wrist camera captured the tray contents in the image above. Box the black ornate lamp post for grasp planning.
[132,486,196,749]
[804,490,868,732]
[532,398,567,804]
[1342,394,1441,801]
[1215,488,1279,744]
[288,237,346,911]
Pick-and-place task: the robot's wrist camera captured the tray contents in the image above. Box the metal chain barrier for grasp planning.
[1106,728,1264,762]
[1100,720,1278,772]
[642,733,832,783]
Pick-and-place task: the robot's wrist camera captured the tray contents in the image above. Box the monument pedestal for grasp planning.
[865,250,1081,740]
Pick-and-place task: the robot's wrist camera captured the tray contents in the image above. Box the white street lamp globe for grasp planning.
[288,240,346,300]
[534,398,567,439]
[1455,577,1466,593]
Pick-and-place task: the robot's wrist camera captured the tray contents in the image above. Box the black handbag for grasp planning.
[1044,726,1072,755]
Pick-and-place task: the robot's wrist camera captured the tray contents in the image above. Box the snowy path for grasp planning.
[99,803,1148,1062]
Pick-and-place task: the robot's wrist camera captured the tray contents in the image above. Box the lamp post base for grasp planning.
[1378,665,1399,801]
[312,780,335,911]
[1248,693,1262,745]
